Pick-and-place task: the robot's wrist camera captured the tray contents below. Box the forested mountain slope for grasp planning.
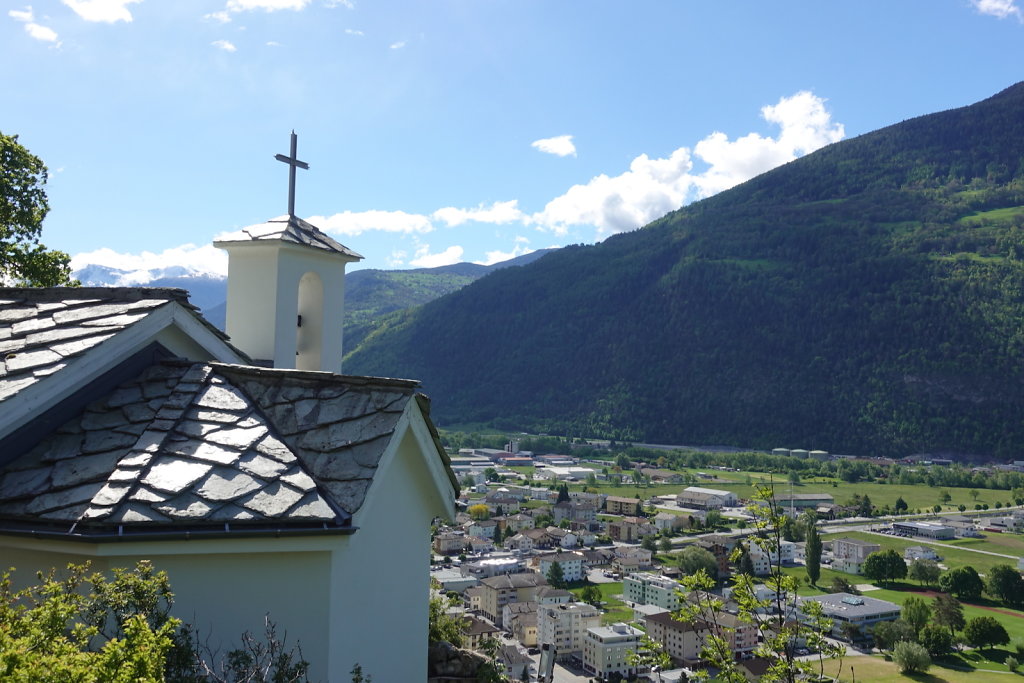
[345,83,1024,458]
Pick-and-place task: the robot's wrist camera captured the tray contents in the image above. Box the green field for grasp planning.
[536,463,1017,514]
[822,654,1017,682]
[568,581,631,625]
[823,530,1021,576]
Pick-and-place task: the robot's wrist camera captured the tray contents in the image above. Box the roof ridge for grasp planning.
[0,287,193,304]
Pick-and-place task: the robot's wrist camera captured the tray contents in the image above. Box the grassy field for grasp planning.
[822,530,1020,575]
[821,654,1017,682]
[568,581,631,625]
[939,533,1024,557]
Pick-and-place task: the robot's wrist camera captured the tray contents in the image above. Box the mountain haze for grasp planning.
[345,84,1024,458]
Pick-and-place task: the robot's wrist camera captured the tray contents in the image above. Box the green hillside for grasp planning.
[345,83,1024,458]
[343,250,555,349]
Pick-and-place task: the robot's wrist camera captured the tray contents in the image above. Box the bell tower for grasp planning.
[214,133,362,373]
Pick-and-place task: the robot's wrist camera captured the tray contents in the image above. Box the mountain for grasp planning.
[72,249,555,346]
[344,83,1024,458]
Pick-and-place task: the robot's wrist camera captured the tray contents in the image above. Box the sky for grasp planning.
[4,0,1024,278]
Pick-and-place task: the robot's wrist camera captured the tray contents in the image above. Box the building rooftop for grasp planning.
[0,359,451,535]
[800,592,901,619]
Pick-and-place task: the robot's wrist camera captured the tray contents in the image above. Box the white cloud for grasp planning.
[531,135,576,158]
[389,40,406,49]
[409,244,464,268]
[432,200,524,227]
[532,91,844,236]
[266,40,282,46]
[344,28,363,35]
[226,0,311,10]
[212,39,237,52]
[9,6,60,44]
[9,6,33,22]
[24,21,59,42]
[71,244,229,280]
[475,237,533,266]
[324,0,354,7]
[204,10,232,22]
[972,0,1022,19]
[309,209,433,236]
[62,0,141,23]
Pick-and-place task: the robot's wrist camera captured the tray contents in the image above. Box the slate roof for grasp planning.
[0,358,444,537]
[0,288,238,404]
[215,215,363,260]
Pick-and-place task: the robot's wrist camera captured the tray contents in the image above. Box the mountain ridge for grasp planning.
[344,83,1024,458]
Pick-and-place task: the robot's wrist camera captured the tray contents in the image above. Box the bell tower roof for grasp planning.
[215,214,363,261]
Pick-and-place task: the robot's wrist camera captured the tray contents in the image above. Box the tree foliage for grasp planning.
[892,640,931,674]
[940,566,984,601]
[0,132,75,286]
[908,558,941,588]
[870,619,915,652]
[676,546,719,580]
[804,522,822,586]
[673,484,845,683]
[862,549,907,586]
[902,596,932,636]
[0,562,178,682]
[985,564,1024,607]
[963,615,1010,651]
[931,592,966,636]
[919,623,953,657]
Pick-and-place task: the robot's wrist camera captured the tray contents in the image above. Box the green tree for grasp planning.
[908,558,940,588]
[641,535,658,552]
[829,576,859,595]
[626,634,671,675]
[870,619,915,651]
[674,483,846,683]
[857,494,873,517]
[429,582,465,647]
[546,561,566,589]
[704,509,724,528]
[985,564,1024,607]
[676,545,719,580]
[556,483,570,503]
[580,585,602,607]
[939,566,984,601]
[931,592,966,637]
[862,549,907,587]
[919,624,953,657]
[963,615,1010,652]
[0,562,179,682]
[0,132,75,286]
[894,496,909,514]
[939,490,952,504]
[892,640,931,674]
[901,596,931,636]
[658,537,673,553]
[805,522,822,586]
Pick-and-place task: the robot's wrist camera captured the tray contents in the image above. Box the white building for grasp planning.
[831,537,881,575]
[0,199,458,682]
[537,602,602,660]
[538,552,586,583]
[676,487,737,509]
[623,572,683,611]
[583,623,643,679]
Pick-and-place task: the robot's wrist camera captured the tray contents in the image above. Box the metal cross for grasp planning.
[275,131,309,218]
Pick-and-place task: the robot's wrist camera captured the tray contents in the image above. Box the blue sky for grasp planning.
[5,0,1024,277]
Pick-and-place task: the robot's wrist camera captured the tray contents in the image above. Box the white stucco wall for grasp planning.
[219,241,352,373]
[0,404,455,683]
[1,538,334,680]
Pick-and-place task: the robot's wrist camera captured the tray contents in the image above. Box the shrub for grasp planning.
[892,641,931,674]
